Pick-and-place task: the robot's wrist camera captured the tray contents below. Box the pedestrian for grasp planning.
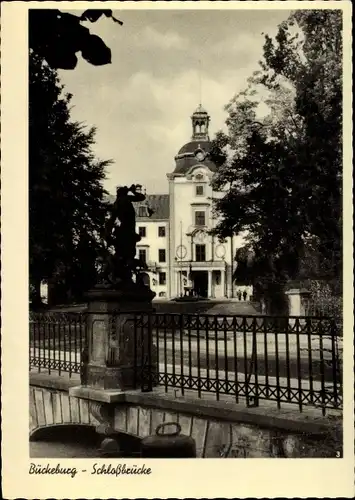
[237,290,242,301]
[243,289,247,301]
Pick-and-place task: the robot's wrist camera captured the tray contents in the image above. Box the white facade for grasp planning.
[134,105,251,300]
[167,169,245,299]
[135,219,170,299]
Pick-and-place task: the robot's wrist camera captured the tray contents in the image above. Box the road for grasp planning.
[30,330,341,382]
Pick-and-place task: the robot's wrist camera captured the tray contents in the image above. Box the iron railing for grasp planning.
[29,312,87,377]
[29,311,342,414]
[135,313,343,415]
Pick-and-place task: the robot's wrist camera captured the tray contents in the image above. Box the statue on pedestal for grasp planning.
[83,184,158,396]
[97,184,151,287]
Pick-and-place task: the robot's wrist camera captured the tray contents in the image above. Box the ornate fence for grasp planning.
[29,311,342,415]
[139,313,342,415]
[29,312,87,377]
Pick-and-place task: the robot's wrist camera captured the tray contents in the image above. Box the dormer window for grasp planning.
[136,205,149,217]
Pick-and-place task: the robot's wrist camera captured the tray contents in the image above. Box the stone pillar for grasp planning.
[207,270,212,298]
[176,270,181,297]
[221,270,226,298]
[84,283,156,391]
[225,264,233,299]
[285,288,310,325]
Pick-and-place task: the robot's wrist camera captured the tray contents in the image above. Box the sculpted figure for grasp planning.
[102,184,147,285]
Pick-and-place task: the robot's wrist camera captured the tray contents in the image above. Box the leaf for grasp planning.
[81,9,106,23]
[81,9,123,26]
[81,35,112,66]
[44,50,78,70]
[30,9,118,70]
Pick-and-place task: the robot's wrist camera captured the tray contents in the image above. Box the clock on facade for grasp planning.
[215,244,226,259]
[195,149,206,161]
[176,245,187,259]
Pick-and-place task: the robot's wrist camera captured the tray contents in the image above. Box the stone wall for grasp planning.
[112,403,336,458]
[30,374,342,459]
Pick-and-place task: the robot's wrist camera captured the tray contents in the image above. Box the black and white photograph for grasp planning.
[1,1,353,498]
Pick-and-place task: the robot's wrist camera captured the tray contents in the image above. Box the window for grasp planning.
[138,249,147,264]
[158,226,166,237]
[137,206,148,217]
[196,185,204,196]
[158,249,166,263]
[159,272,166,286]
[195,210,206,226]
[138,226,146,238]
[195,244,206,262]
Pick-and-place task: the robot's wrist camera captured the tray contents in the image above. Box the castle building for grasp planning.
[134,105,250,300]
[40,105,251,306]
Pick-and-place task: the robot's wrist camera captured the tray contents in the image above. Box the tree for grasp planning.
[211,10,342,312]
[29,9,123,70]
[29,52,112,306]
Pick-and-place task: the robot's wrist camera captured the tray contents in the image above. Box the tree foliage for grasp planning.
[211,10,342,308]
[29,9,123,70]
[29,53,112,306]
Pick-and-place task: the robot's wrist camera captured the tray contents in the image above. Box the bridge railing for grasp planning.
[29,311,342,415]
[29,312,87,377]
[135,313,343,416]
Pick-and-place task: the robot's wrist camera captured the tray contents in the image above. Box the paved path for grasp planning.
[30,330,341,383]
[155,332,338,359]
[30,332,339,360]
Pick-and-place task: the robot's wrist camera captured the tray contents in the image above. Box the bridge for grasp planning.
[29,287,342,458]
[30,371,341,458]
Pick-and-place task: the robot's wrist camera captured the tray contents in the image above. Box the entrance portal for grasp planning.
[193,271,208,298]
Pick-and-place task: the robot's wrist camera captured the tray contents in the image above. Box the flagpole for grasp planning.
[180,220,183,297]
[198,59,202,106]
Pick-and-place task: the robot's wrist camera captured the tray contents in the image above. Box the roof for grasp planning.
[106,193,169,221]
[177,140,211,156]
[174,140,217,175]
[192,104,209,115]
[135,194,169,221]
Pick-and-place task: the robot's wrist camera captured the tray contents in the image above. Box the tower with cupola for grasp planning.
[165,104,245,299]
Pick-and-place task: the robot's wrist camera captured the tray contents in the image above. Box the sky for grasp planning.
[59,8,291,195]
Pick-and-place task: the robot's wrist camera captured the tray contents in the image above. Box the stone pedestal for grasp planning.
[84,283,156,391]
[285,288,310,325]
